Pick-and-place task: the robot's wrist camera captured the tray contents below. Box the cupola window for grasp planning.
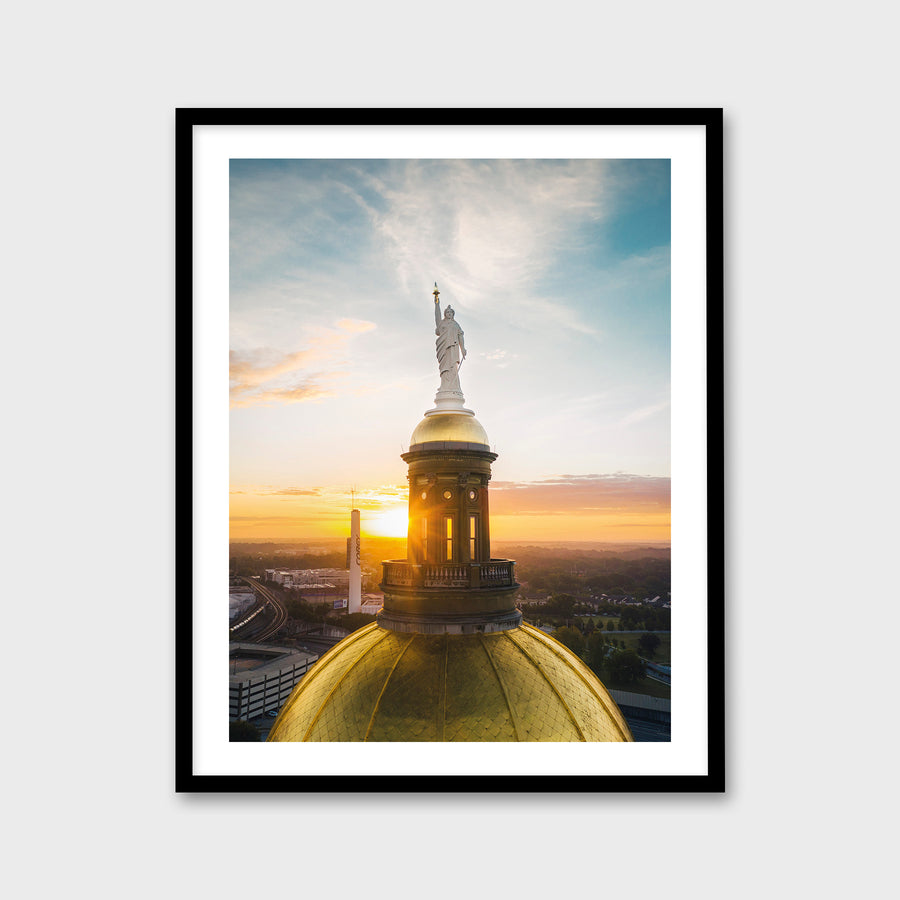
[444,516,454,561]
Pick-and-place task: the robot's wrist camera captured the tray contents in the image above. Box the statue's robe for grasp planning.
[435,319,464,392]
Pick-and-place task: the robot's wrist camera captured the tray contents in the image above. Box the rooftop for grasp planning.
[228,643,318,684]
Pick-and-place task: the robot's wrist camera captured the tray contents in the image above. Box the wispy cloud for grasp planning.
[260,487,322,496]
[363,160,609,333]
[229,320,374,407]
[347,484,409,509]
[229,347,322,388]
[621,398,670,427]
[336,318,377,333]
[480,348,519,368]
[232,484,406,504]
[229,368,339,408]
[490,474,670,516]
[229,514,347,526]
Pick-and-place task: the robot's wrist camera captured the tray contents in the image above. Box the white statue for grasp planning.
[433,284,466,394]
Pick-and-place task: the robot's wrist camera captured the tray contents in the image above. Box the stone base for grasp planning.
[380,576,519,618]
[376,607,523,635]
[426,391,474,416]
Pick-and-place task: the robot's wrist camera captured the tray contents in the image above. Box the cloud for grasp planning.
[512,294,601,336]
[230,165,368,279]
[343,484,409,508]
[362,160,609,334]
[229,375,337,408]
[489,474,670,516]
[229,323,366,407]
[229,514,346,525]
[620,399,670,427]
[336,318,377,333]
[262,487,322,496]
[229,347,322,389]
[480,348,519,368]
[233,484,407,503]
[230,487,322,496]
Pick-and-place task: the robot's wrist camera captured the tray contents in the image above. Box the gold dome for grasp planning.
[267,622,633,742]
[409,413,490,448]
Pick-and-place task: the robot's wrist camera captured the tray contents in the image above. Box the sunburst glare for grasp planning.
[363,507,409,538]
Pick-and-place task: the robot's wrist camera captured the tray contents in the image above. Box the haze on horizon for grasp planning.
[230,159,671,543]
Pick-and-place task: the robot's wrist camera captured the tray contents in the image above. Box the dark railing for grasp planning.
[381,559,516,589]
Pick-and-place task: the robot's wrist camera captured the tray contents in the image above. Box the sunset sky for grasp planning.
[229,158,670,542]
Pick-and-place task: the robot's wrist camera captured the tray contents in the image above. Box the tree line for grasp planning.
[509,547,670,600]
[552,627,662,686]
[520,594,670,631]
[278,591,375,632]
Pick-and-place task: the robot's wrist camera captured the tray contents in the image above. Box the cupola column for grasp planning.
[481,474,491,562]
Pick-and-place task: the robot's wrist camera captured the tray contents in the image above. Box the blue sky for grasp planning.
[229,158,671,541]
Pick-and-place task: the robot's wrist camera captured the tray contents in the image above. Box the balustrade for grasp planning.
[381,559,515,589]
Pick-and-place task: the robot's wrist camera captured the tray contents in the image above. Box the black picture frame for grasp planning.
[175,108,724,793]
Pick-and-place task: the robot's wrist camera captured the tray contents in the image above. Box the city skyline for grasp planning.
[230,158,671,542]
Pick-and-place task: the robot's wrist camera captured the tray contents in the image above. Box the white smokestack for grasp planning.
[349,508,361,614]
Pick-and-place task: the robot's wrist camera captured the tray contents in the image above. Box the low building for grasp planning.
[265,567,350,592]
[229,643,318,721]
[228,587,256,622]
[360,593,384,615]
[608,689,671,742]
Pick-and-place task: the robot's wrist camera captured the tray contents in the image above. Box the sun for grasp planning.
[364,507,409,538]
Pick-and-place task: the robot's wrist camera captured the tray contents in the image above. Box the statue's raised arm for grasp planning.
[434,284,442,331]
[431,283,465,396]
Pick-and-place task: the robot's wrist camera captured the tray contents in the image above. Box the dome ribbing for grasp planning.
[267,622,633,742]
[409,412,490,449]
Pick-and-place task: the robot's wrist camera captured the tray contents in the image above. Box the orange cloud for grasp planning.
[230,322,373,407]
[490,474,670,517]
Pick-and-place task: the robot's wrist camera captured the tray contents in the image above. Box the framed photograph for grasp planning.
[176,109,723,791]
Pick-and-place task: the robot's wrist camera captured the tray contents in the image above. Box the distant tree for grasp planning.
[644,608,671,631]
[554,626,585,657]
[285,598,321,622]
[342,612,376,632]
[607,650,646,684]
[547,594,577,618]
[639,633,661,658]
[587,631,606,675]
[229,721,260,742]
